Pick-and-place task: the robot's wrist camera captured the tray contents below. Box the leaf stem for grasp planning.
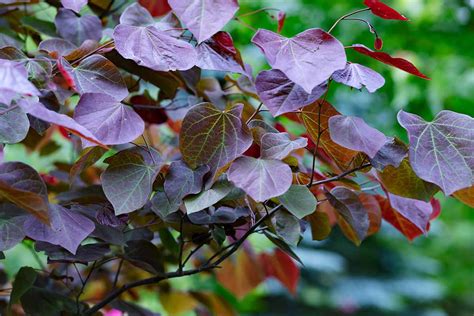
[246,102,263,124]
[309,163,372,187]
[328,8,371,34]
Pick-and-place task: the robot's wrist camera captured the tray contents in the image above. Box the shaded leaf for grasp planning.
[54,9,102,46]
[378,158,439,201]
[359,193,382,236]
[351,44,429,79]
[39,38,76,57]
[124,240,164,274]
[138,0,172,17]
[74,93,145,146]
[58,55,128,100]
[69,147,107,183]
[24,204,95,254]
[21,287,82,315]
[369,137,407,170]
[168,0,239,43]
[252,28,346,93]
[0,162,49,223]
[38,242,110,264]
[260,132,307,160]
[327,187,369,245]
[332,62,385,93]
[329,115,387,158]
[255,69,327,116]
[398,110,473,195]
[9,267,37,313]
[0,203,26,251]
[180,103,252,176]
[274,210,301,246]
[101,148,163,215]
[0,103,29,144]
[228,156,292,202]
[277,185,317,219]
[188,206,249,225]
[306,210,331,241]
[364,0,408,21]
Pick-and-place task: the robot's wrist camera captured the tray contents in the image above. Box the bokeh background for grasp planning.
[1,0,473,315]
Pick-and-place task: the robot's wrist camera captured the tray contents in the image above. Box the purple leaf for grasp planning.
[255,69,327,116]
[398,110,474,195]
[0,60,39,105]
[329,115,387,158]
[0,162,49,223]
[196,32,245,74]
[332,62,385,93]
[54,9,102,47]
[101,148,163,215]
[327,187,369,244]
[151,160,209,217]
[58,55,128,100]
[188,206,249,225]
[61,0,87,13]
[39,39,76,57]
[0,34,21,49]
[370,137,408,170]
[74,93,144,147]
[113,4,197,71]
[24,204,95,254]
[252,28,346,93]
[183,180,233,214]
[0,203,27,251]
[179,103,252,176]
[386,193,433,235]
[228,156,293,202]
[18,98,106,148]
[0,47,52,86]
[260,132,307,160]
[168,0,239,43]
[0,103,29,144]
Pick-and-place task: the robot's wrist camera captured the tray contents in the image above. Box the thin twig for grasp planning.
[246,102,263,124]
[112,259,123,290]
[309,163,372,187]
[177,215,185,273]
[328,8,371,33]
[76,261,96,315]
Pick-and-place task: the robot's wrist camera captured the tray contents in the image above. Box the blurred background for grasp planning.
[1,0,473,315]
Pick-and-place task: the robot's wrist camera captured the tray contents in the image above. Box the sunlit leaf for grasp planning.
[61,0,87,13]
[453,186,474,208]
[332,62,385,93]
[183,180,232,214]
[364,0,408,21]
[0,60,39,105]
[260,132,307,160]
[54,9,102,46]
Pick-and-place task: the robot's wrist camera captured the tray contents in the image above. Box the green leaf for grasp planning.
[179,102,252,176]
[9,267,37,313]
[101,148,163,215]
[21,287,83,315]
[184,180,232,214]
[273,210,301,246]
[278,185,317,219]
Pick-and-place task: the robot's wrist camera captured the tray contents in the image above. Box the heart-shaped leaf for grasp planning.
[180,103,252,176]
[101,148,163,215]
[351,44,429,79]
[277,185,317,219]
[54,9,102,46]
[183,180,233,214]
[398,110,474,195]
[74,93,144,146]
[329,115,387,158]
[255,69,327,116]
[0,162,49,223]
[0,60,39,105]
[252,28,346,93]
[228,156,292,202]
[60,0,87,13]
[0,203,27,251]
[260,132,307,160]
[24,204,95,254]
[58,55,128,100]
[332,62,385,93]
[168,0,239,43]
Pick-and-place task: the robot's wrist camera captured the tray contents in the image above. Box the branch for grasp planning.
[309,163,372,187]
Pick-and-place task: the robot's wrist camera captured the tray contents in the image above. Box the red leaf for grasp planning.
[363,0,408,21]
[374,37,383,50]
[243,142,260,158]
[130,95,168,125]
[260,249,300,294]
[351,44,430,79]
[57,58,76,90]
[138,0,171,17]
[210,31,237,56]
[277,11,286,33]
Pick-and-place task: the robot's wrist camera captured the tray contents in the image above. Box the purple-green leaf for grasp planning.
[0,60,39,105]
[332,62,385,93]
[179,103,252,176]
[74,93,144,147]
[228,156,292,202]
[260,132,307,160]
[329,115,387,158]
[101,148,163,215]
[255,69,327,117]
[277,185,317,219]
[0,203,27,251]
[168,0,239,43]
[252,28,346,93]
[398,110,474,195]
[370,137,408,170]
[24,204,95,254]
[183,180,233,214]
[54,9,102,46]
[59,55,128,100]
[0,103,29,144]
